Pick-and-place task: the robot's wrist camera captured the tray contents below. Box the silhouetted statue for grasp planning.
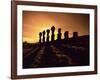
[72,32,78,43]
[42,30,46,43]
[73,32,78,39]
[51,26,55,42]
[46,29,50,42]
[57,28,62,40]
[64,31,69,40]
[39,32,42,43]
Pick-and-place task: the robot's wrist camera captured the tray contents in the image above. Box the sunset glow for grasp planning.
[23,11,89,43]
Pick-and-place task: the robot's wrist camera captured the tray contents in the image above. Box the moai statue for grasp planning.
[39,32,42,43]
[46,29,50,42]
[51,26,55,42]
[73,32,78,39]
[57,28,62,40]
[64,31,69,40]
[42,30,46,43]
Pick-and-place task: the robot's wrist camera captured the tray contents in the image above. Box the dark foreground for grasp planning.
[23,35,89,69]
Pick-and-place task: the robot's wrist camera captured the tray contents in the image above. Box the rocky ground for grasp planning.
[23,35,89,69]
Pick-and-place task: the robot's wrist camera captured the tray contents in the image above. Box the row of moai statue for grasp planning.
[39,26,78,43]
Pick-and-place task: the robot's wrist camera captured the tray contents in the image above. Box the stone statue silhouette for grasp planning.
[57,28,62,40]
[51,26,55,42]
[39,32,42,43]
[64,31,69,40]
[73,32,78,39]
[46,29,50,42]
[73,32,78,43]
[42,30,46,43]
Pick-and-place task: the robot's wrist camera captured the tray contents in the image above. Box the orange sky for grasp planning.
[23,11,89,43]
